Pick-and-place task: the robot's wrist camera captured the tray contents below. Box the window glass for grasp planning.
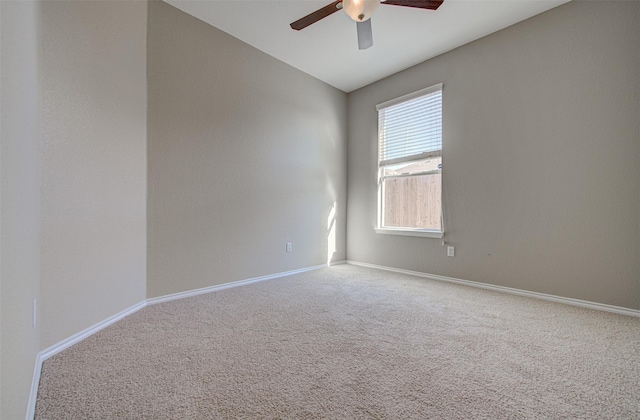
[377,84,443,236]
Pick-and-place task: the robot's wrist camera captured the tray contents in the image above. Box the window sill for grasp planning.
[374,228,444,239]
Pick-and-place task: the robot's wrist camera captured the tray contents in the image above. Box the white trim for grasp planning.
[30,260,637,419]
[38,301,147,361]
[147,264,327,305]
[374,228,444,239]
[26,352,43,420]
[27,300,147,419]
[26,263,332,419]
[346,260,640,318]
[379,150,442,168]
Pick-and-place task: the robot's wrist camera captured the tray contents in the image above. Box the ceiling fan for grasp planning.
[290,0,444,50]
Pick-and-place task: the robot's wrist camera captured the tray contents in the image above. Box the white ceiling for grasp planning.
[164,0,569,93]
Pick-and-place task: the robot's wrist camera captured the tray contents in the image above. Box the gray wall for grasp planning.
[1,2,41,417]
[2,1,147,414]
[147,1,347,298]
[2,1,148,414]
[2,1,637,417]
[347,1,640,310]
[39,0,147,348]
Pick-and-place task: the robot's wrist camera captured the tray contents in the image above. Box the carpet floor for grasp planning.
[35,264,640,419]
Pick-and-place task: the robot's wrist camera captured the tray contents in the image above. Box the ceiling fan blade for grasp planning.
[356,20,373,50]
[290,1,342,31]
[382,0,444,10]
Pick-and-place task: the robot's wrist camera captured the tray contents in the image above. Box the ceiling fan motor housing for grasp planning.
[342,0,380,22]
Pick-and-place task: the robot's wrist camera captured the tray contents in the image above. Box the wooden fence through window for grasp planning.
[383,173,441,230]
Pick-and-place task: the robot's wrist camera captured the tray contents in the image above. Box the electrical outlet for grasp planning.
[447,246,455,257]
[286,242,292,253]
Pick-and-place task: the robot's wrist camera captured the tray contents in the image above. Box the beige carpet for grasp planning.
[35,265,640,419]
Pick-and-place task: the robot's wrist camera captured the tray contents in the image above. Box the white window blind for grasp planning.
[377,84,442,167]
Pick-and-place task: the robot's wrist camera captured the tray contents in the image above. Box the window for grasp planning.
[376,84,443,238]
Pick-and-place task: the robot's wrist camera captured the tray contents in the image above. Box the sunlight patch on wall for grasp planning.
[327,202,337,265]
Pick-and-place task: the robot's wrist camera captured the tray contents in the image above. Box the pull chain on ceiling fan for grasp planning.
[290,0,444,50]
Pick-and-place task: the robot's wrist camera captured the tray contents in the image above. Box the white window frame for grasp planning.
[375,84,444,239]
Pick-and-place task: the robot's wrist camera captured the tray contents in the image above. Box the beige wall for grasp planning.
[1,2,41,417]
[347,1,640,310]
[39,1,148,348]
[146,1,348,298]
[2,1,147,415]
[2,1,637,417]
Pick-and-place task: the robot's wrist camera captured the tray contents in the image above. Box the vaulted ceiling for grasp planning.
[164,0,570,92]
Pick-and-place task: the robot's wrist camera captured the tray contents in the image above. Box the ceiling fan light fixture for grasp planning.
[342,0,380,22]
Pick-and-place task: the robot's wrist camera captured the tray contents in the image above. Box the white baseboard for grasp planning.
[26,300,147,419]
[346,260,640,318]
[30,259,635,418]
[26,352,43,420]
[27,263,332,419]
[38,301,148,361]
[147,264,328,306]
